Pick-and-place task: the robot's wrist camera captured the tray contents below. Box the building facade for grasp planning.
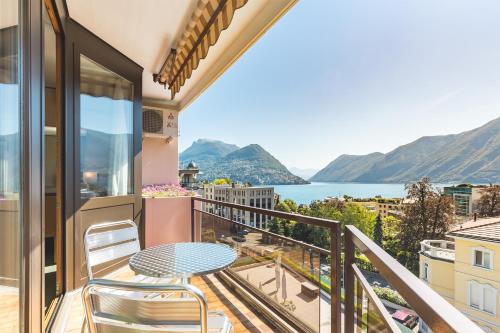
[179,161,200,189]
[203,184,275,229]
[444,185,485,217]
[420,218,500,333]
[375,198,402,218]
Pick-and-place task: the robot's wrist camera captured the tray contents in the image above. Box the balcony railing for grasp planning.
[191,197,481,333]
[192,197,341,333]
[345,227,479,333]
[420,240,455,261]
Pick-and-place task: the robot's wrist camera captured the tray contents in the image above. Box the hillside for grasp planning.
[180,141,308,185]
[311,117,500,183]
[180,139,239,170]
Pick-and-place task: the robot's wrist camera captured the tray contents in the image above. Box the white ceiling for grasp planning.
[66,0,297,110]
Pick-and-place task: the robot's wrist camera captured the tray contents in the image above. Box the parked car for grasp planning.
[320,264,331,275]
[391,309,418,329]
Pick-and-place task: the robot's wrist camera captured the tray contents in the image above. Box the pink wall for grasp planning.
[142,136,179,185]
[143,197,201,247]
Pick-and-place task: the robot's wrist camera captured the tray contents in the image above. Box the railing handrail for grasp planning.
[345,225,482,333]
[420,239,455,246]
[193,197,339,228]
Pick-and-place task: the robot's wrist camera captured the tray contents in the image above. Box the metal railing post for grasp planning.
[191,197,195,242]
[331,223,342,333]
[344,227,355,333]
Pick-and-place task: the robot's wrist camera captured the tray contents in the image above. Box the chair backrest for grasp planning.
[84,220,141,279]
[82,279,209,333]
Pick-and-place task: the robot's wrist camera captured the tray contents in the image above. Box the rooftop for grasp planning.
[448,217,500,243]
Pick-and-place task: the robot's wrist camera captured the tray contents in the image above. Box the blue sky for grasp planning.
[180,0,500,170]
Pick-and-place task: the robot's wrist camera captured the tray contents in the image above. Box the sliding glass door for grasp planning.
[65,20,143,289]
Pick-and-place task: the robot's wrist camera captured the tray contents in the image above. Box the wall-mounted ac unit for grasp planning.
[142,108,178,141]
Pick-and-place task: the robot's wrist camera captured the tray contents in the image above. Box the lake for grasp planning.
[271,182,449,205]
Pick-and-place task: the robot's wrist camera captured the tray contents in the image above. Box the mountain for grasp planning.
[311,117,500,183]
[289,167,320,180]
[180,140,308,185]
[180,139,239,170]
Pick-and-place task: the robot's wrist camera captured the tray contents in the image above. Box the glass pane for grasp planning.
[0,0,21,331]
[474,250,482,266]
[483,252,491,268]
[80,55,133,198]
[199,211,322,332]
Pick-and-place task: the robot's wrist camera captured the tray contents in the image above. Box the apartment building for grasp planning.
[203,183,275,228]
[444,184,486,216]
[420,217,500,333]
[376,198,402,217]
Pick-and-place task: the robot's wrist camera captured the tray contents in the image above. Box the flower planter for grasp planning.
[143,195,201,247]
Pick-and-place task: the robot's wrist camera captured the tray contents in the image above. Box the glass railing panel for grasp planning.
[199,210,324,332]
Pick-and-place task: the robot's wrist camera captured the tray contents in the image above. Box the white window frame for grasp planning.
[471,247,494,270]
[468,280,498,316]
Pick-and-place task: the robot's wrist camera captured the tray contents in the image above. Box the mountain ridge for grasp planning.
[180,140,308,185]
[311,117,500,183]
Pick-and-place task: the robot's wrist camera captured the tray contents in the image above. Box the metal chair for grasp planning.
[83,278,233,333]
[83,220,175,284]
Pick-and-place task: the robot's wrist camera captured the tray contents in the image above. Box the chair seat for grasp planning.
[130,274,179,285]
[93,311,233,333]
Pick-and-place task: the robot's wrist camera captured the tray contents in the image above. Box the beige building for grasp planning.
[375,198,402,217]
[420,217,500,333]
[203,183,275,229]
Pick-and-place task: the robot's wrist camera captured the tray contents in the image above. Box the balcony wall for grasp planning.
[142,136,179,186]
[419,254,455,302]
[143,196,201,247]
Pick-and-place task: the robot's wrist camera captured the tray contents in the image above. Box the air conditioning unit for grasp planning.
[142,108,178,142]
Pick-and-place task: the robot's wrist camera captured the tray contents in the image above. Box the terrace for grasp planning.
[420,240,456,262]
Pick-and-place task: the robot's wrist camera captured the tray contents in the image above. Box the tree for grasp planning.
[213,178,232,185]
[476,184,500,217]
[340,203,376,238]
[283,199,298,213]
[291,222,312,243]
[268,218,282,235]
[399,178,454,272]
[373,213,383,246]
[381,216,401,258]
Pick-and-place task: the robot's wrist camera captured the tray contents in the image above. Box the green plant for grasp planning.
[372,285,410,308]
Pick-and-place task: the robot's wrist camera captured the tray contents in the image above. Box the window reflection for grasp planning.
[0,0,21,331]
[80,55,134,198]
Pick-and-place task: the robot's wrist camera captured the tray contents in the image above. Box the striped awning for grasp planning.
[154,0,248,99]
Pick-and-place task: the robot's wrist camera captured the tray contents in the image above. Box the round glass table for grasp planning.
[129,242,238,279]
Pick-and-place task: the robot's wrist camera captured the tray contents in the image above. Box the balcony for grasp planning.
[420,240,455,262]
[54,198,480,333]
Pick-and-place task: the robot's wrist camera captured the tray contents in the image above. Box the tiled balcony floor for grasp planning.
[58,268,278,333]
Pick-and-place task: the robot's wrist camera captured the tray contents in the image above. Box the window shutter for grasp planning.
[484,286,497,314]
[469,282,481,308]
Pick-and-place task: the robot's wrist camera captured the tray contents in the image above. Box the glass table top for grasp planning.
[129,242,238,278]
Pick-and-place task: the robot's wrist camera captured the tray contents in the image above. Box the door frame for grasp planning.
[63,19,143,290]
